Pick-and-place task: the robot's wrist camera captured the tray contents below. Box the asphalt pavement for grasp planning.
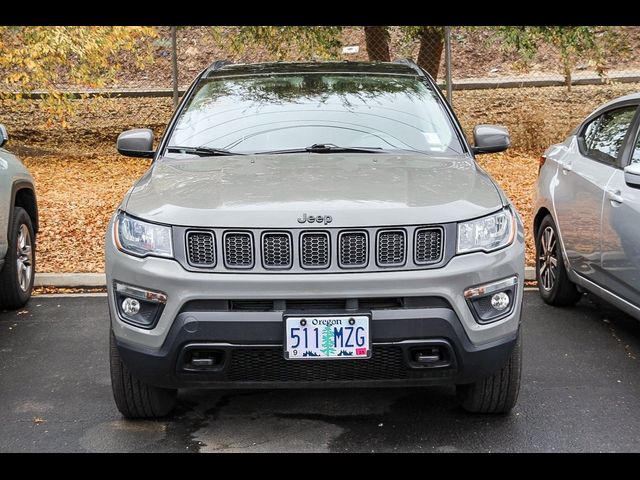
[1,291,640,452]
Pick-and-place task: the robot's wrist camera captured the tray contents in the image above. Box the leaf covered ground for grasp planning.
[25,154,150,272]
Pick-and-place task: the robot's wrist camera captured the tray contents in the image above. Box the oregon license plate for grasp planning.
[284,315,371,360]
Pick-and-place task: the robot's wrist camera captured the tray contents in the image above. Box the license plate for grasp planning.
[284,315,371,360]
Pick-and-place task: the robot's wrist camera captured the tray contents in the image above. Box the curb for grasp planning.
[34,273,106,288]
[34,268,536,287]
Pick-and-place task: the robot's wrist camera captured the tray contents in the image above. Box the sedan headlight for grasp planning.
[457,207,516,254]
[114,212,173,258]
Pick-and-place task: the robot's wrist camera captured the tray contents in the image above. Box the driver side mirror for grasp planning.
[117,128,155,158]
[472,125,510,155]
[0,124,8,148]
[624,163,640,189]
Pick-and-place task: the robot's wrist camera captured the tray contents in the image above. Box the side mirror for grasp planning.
[624,163,640,189]
[0,124,8,148]
[117,128,155,158]
[472,125,510,155]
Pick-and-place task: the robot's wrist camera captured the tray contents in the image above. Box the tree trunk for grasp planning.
[417,28,444,79]
[364,26,391,62]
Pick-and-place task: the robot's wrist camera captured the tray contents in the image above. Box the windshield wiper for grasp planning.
[306,144,385,154]
[256,144,386,155]
[167,146,244,156]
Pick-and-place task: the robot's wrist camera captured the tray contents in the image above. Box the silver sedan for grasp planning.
[534,93,640,319]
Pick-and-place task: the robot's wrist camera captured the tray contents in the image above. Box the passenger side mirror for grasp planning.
[472,125,510,155]
[117,129,155,158]
[0,124,8,148]
[624,163,640,189]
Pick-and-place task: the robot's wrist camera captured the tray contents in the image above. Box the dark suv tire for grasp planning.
[456,332,522,414]
[0,207,35,309]
[535,214,582,306]
[110,331,177,419]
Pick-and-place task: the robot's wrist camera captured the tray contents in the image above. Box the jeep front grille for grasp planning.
[415,228,443,264]
[224,232,254,268]
[300,232,329,269]
[262,232,292,269]
[182,225,447,273]
[186,231,216,267]
[339,231,368,268]
[377,230,406,266]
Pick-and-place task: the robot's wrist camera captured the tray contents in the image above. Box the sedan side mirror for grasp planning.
[117,128,155,158]
[472,125,510,155]
[0,124,8,148]
[624,163,640,189]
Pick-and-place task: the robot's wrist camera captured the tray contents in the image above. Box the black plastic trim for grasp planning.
[113,305,521,389]
[10,180,39,239]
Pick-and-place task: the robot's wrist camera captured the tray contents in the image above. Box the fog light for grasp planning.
[114,282,167,329]
[491,292,510,311]
[464,276,518,324]
[121,297,141,315]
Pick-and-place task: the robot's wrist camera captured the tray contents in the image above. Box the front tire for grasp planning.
[535,214,582,306]
[110,331,177,419]
[0,207,35,310]
[456,333,522,414]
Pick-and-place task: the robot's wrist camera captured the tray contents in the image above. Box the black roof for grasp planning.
[205,60,422,78]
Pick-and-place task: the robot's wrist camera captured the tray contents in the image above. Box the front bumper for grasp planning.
[106,216,525,387]
[114,309,520,389]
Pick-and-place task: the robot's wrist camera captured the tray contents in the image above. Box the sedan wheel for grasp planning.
[538,226,558,291]
[535,214,581,306]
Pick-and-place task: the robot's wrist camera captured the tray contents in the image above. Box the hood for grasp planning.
[124,153,504,228]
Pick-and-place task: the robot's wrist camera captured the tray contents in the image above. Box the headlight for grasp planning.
[457,207,516,254]
[114,212,173,258]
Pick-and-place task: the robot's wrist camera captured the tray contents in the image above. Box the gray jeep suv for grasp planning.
[0,124,38,309]
[107,60,525,418]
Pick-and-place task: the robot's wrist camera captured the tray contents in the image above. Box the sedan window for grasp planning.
[583,106,637,165]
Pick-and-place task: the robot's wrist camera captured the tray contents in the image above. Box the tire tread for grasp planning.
[109,331,177,419]
[457,333,522,414]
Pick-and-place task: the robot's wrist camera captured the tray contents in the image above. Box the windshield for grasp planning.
[167,73,464,155]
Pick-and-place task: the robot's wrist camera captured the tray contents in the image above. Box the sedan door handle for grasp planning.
[561,163,573,172]
[606,189,624,204]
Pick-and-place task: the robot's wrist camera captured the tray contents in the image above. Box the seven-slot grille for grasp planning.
[224,232,254,268]
[186,231,216,267]
[415,227,443,264]
[185,227,444,271]
[339,231,368,268]
[377,230,406,266]
[300,232,330,269]
[262,232,292,269]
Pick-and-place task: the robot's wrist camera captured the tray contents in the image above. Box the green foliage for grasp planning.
[0,26,157,126]
[210,26,344,61]
[496,26,629,89]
